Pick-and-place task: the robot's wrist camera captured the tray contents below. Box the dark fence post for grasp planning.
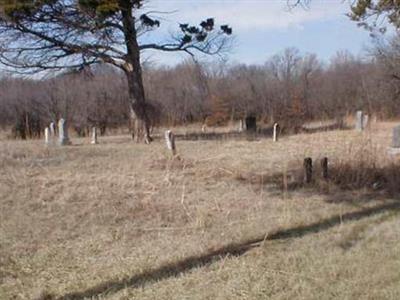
[304,157,313,184]
[321,157,328,180]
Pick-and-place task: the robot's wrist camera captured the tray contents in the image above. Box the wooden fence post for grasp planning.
[303,157,313,184]
[321,157,328,180]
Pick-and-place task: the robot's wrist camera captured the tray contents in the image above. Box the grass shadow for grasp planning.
[50,201,400,300]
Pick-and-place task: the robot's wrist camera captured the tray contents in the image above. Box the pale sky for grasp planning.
[138,0,375,65]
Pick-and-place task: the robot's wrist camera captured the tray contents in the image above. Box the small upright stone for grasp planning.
[355,110,364,131]
[58,118,70,146]
[44,127,50,145]
[91,127,98,144]
[165,130,176,155]
[273,123,279,142]
[392,125,400,148]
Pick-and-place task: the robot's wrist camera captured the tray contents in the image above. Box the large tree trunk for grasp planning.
[126,69,152,143]
[120,0,152,143]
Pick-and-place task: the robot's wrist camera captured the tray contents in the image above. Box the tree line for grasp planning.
[1,0,400,142]
[1,36,400,139]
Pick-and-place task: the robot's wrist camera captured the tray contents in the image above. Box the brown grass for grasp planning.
[1,121,400,299]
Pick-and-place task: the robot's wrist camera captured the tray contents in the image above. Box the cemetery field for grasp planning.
[1,122,400,300]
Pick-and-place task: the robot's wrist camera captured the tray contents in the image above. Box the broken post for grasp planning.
[91,126,98,144]
[321,157,328,180]
[303,157,313,184]
[273,123,279,142]
[165,130,176,155]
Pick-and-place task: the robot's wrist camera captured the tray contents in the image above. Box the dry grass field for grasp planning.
[1,122,400,300]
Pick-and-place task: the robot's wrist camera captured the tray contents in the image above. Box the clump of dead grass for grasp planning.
[327,159,400,196]
[149,156,194,171]
[230,138,400,198]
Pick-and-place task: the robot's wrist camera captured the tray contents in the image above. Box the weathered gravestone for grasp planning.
[245,116,257,132]
[238,119,244,132]
[355,110,364,131]
[91,127,98,144]
[49,122,55,137]
[392,125,400,148]
[58,118,71,146]
[165,130,176,155]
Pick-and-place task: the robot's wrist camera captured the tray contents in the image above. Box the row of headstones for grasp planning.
[44,119,98,146]
[236,112,400,148]
[45,121,279,151]
[238,111,372,135]
[45,118,400,152]
[356,111,400,150]
[236,113,400,149]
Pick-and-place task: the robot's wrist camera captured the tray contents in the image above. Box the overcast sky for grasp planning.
[138,0,374,65]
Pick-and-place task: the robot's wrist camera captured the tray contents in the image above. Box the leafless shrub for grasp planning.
[327,160,400,196]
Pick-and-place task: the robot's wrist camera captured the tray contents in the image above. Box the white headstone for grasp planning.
[355,110,364,131]
[165,130,176,155]
[91,127,98,144]
[238,119,244,132]
[44,127,49,145]
[58,118,70,146]
[273,123,279,142]
[49,122,55,137]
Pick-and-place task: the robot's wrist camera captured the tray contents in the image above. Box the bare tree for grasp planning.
[0,0,232,142]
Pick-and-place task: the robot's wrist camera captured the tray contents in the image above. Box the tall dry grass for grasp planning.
[0,121,399,299]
